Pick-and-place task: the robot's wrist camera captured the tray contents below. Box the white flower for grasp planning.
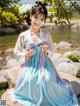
[19,4,32,14]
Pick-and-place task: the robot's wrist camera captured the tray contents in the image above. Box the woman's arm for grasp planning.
[14,33,26,64]
[46,31,55,57]
[47,32,54,51]
[14,33,35,65]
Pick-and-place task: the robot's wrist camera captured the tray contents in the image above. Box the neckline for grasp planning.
[30,27,40,36]
[29,28,42,43]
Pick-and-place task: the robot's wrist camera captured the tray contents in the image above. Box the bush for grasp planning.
[67,54,80,62]
[1,11,18,27]
[0,5,29,27]
[8,6,19,15]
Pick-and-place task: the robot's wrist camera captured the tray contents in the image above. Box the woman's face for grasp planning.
[30,14,45,29]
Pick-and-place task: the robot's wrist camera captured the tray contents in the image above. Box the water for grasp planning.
[49,28,80,48]
[0,29,80,51]
[0,35,18,51]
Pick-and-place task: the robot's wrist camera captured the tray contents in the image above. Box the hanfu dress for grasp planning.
[10,28,78,106]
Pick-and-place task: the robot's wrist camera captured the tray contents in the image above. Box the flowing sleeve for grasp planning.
[14,33,26,65]
[46,31,55,57]
[47,32,54,51]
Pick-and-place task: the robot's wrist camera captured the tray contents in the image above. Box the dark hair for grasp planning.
[26,1,47,26]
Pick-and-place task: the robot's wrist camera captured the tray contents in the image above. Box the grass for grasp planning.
[0,88,6,98]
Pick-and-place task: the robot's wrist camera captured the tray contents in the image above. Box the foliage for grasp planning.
[0,0,20,9]
[7,6,19,15]
[0,88,6,97]
[67,54,80,62]
[42,0,79,24]
[0,0,22,27]
[8,6,27,23]
[66,0,80,14]
[0,5,28,27]
[1,11,18,27]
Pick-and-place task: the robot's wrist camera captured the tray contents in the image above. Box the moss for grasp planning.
[67,54,80,62]
[0,88,6,98]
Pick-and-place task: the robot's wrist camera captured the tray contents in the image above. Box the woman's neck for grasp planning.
[30,26,40,36]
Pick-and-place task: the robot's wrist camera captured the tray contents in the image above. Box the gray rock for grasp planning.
[0,70,8,88]
[57,63,78,76]
[64,50,80,57]
[5,58,19,69]
[0,57,4,70]
[1,89,25,106]
[5,48,14,54]
[1,89,18,106]
[51,53,71,66]
[4,66,22,88]
[58,41,72,48]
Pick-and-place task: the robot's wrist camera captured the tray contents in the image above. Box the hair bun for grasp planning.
[35,1,42,6]
[43,3,47,7]
[35,1,47,7]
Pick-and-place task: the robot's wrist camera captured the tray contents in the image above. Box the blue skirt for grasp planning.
[11,44,78,106]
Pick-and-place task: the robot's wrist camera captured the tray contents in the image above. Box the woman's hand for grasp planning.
[42,44,49,52]
[25,48,35,60]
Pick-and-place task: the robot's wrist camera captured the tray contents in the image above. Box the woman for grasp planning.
[9,1,78,106]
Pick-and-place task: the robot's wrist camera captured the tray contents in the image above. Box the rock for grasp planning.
[0,70,8,88]
[0,50,2,54]
[5,48,14,54]
[57,63,78,76]
[57,41,73,54]
[0,57,3,61]
[51,53,71,66]
[6,56,13,61]
[4,66,22,88]
[71,62,80,69]
[58,71,80,97]
[1,89,21,106]
[5,58,19,69]
[58,41,72,48]
[64,50,80,57]
[1,89,26,106]
[0,57,4,70]
[76,47,80,51]
[53,43,58,53]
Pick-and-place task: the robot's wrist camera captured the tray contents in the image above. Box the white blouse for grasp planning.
[14,27,54,64]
